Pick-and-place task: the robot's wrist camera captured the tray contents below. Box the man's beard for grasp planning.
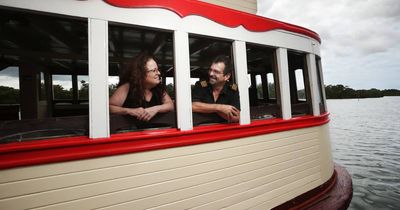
[209,77,217,85]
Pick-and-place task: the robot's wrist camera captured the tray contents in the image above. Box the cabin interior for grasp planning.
[0,8,315,142]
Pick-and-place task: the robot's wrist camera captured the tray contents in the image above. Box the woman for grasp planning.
[109,53,174,122]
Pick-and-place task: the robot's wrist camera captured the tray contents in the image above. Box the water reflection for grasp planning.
[328,97,400,210]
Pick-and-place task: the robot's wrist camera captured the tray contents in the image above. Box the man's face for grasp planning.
[208,62,230,86]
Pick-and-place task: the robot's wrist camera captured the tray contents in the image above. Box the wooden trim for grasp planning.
[0,113,329,169]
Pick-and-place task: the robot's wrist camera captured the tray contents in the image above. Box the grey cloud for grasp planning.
[257,0,400,89]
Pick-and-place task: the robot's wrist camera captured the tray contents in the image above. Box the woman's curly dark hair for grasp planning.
[118,52,166,107]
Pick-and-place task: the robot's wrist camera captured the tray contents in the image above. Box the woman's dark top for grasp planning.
[122,88,161,108]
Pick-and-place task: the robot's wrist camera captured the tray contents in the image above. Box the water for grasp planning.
[328,97,400,210]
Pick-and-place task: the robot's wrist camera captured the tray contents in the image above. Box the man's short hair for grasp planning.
[212,55,232,75]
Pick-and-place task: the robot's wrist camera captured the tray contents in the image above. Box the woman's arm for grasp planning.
[109,83,149,119]
[143,91,174,121]
[109,83,130,115]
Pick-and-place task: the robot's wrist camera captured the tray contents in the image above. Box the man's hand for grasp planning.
[217,104,240,122]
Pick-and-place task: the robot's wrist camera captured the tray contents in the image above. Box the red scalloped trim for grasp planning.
[104,0,321,43]
[0,114,329,169]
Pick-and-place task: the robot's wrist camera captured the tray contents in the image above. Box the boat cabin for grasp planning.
[0,1,349,210]
[0,0,326,142]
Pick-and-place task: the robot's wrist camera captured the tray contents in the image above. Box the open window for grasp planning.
[246,44,281,120]
[188,35,237,125]
[0,8,89,143]
[108,23,176,133]
[288,51,312,116]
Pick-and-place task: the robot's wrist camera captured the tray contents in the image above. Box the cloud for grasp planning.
[257,0,400,89]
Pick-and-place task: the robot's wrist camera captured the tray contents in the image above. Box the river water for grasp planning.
[327,97,400,210]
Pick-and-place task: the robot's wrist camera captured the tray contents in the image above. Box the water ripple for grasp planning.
[328,97,400,210]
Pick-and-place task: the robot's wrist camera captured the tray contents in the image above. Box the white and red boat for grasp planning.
[0,0,352,209]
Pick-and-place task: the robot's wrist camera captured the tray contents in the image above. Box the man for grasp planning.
[192,55,240,123]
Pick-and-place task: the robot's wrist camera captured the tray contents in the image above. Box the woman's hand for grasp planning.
[144,106,159,121]
[126,107,149,121]
[126,107,159,121]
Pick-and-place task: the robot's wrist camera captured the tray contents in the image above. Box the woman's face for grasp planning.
[144,58,161,88]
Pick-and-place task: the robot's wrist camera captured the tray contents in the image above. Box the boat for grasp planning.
[0,0,352,209]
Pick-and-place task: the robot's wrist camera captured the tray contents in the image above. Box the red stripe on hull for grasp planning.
[104,0,321,43]
[0,114,329,169]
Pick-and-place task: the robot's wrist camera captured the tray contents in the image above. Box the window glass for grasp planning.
[267,73,276,99]
[108,76,119,96]
[295,69,306,101]
[0,67,20,121]
[77,75,89,101]
[316,56,326,113]
[39,72,46,101]
[288,51,312,116]
[255,75,263,99]
[108,23,175,133]
[0,8,88,143]
[52,75,72,100]
[246,43,280,120]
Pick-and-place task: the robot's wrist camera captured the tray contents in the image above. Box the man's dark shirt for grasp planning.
[192,80,240,110]
[191,80,240,124]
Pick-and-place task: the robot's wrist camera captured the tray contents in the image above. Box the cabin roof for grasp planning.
[104,0,321,43]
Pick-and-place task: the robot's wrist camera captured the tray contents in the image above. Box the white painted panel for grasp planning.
[173,30,193,130]
[249,177,322,209]
[223,167,321,210]
[233,41,250,125]
[0,135,318,201]
[0,127,318,183]
[319,124,334,182]
[276,48,292,119]
[153,153,320,209]
[103,160,321,209]
[88,18,109,138]
[200,0,257,14]
[0,0,321,55]
[307,53,320,116]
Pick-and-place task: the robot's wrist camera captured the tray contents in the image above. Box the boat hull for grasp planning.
[0,124,345,209]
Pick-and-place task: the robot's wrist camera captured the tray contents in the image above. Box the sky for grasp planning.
[257,0,400,90]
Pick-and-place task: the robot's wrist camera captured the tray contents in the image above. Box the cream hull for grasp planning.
[0,124,333,210]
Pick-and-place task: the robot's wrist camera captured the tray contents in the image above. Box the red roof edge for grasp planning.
[104,0,321,43]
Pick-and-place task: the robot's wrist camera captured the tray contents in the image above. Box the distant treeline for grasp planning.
[325,84,400,99]
[1,84,400,104]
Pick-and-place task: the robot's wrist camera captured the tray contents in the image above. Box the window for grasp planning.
[295,69,306,101]
[108,23,176,133]
[0,67,20,121]
[316,56,326,113]
[0,8,88,143]
[189,35,238,125]
[52,75,73,101]
[288,51,312,116]
[246,44,280,120]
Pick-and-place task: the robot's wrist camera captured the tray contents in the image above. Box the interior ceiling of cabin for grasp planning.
[0,8,275,79]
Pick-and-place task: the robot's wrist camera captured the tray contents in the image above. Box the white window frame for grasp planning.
[306,53,321,116]
[174,30,193,130]
[88,18,110,138]
[233,41,250,125]
[276,48,291,120]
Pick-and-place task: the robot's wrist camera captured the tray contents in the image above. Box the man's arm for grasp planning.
[192,102,240,122]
